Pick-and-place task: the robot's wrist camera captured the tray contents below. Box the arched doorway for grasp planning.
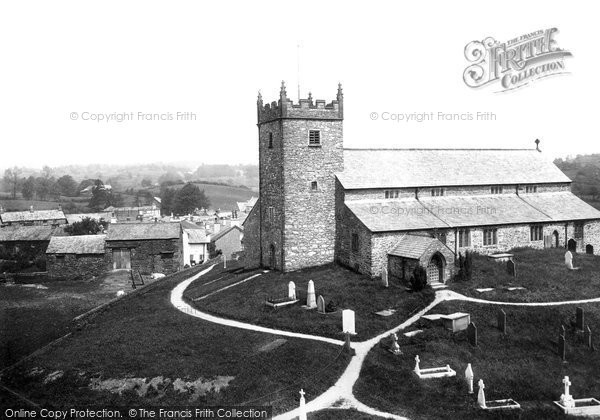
[426,253,445,284]
[269,244,276,269]
[587,244,594,255]
[552,231,559,248]
[568,239,577,253]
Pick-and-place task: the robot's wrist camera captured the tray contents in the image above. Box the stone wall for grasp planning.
[583,220,600,255]
[106,238,182,275]
[47,253,107,280]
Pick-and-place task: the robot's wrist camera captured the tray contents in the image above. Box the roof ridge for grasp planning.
[343,148,535,151]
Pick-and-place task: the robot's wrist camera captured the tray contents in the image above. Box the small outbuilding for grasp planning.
[46,235,107,280]
[208,225,243,259]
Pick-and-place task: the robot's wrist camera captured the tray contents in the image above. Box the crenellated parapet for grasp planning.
[257,81,343,124]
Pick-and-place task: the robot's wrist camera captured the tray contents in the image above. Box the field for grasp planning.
[148,182,256,211]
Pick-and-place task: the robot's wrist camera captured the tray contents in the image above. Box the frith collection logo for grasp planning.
[463,28,572,92]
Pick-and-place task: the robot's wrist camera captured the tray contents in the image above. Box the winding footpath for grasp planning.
[170,266,600,419]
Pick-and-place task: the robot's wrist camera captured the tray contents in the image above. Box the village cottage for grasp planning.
[182,221,210,266]
[0,206,67,227]
[243,82,600,286]
[46,235,107,280]
[105,222,183,275]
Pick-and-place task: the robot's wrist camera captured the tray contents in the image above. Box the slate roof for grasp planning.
[65,212,112,225]
[389,235,439,259]
[106,223,180,241]
[0,209,67,223]
[337,149,571,189]
[211,225,242,242]
[346,192,600,233]
[0,225,56,242]
[185,229,210,243]
[46,235,106,254]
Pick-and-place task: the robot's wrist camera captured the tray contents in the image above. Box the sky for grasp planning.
[0,0,598,169]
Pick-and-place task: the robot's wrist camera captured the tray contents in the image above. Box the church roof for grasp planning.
[337,149,571,189]
[346,192,600,233]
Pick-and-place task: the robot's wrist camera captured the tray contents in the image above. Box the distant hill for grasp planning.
[555,154,600,210]
[150,182,257,212]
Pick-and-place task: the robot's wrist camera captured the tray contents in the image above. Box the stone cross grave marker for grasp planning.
[298,389,307,420]
[306,280,317,309]
[342,309,356,335]
[585,326,593,350]
[477,379,486,408]
[467,322,478,347]
[414,355,421,375]
[381,269,389,288]
[576,307,585,331]
[558,333,566,361]
[317,295,326,314]
[506,260,516,278]
[288,281,296,300]
[465,363,474,394]
[560,376,575,408]
[497,309,507,334]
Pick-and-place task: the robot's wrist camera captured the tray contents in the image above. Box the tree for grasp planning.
[34,176,53,200]
[21,176,36,200]
[88,180,111,211]
[410,265,428,292]
[56,175,78,197]
[160,187,176,215]
[64,217,107,235]
[3,167,22,199]
[173,183,210,215]
[141,178,153,188]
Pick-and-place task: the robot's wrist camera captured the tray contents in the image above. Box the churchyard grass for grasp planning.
[450,247,600,302]
[0,262,350,415]
[354,300,600,419]
[186,263,435,339]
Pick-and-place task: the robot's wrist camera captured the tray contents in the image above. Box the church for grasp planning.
[243,82,600,285]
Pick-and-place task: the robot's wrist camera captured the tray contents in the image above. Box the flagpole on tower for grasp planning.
[297,42,301,101]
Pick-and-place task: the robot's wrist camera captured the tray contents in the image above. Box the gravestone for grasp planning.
[477,379,486,408]
[306,280,317,309]
[576,307,585,331]
[558,334,566,361]
[565,250,573,267]
[288,281,296,300]
[560,376,575,409]
[414,355,420,374]
[467,322,477,347]
[506,260,516,278]
[585,326,593,350]
[342,309,356,335]
[388,333,401,355]
[497,309,507,334]
[317,295,326,314]
[298,389,307,420]
[465,363,474,394]
[381,269,389,288]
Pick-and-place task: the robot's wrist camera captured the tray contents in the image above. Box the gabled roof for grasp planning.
[46,235,106,254]
[337,149,571,189]
[0,225,56,242]
[106,223,180,241]
[389,234,440,259]
[181,220,202,230]
[345,192,600,233]
[0,209,67,223]
[185,229,210,244]
[211,225,242,242]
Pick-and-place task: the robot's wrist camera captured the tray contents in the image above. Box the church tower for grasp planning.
[255,81,344,271]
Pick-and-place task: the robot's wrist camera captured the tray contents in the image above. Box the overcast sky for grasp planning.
[0,0,597,169]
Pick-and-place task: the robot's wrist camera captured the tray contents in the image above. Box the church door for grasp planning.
[426,253,444,284]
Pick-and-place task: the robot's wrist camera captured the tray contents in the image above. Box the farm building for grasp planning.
[208,225,243,259]
[0,206,67,227]
[46,235,107,280]
[243,82,600,286]
[105,222,183,275]
[0,225,63,271]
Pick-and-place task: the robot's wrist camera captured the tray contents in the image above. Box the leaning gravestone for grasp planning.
[558,333,566,361]
[576,307,585,331]
[467,322,477,347]
[288,281,296,300]
[306,280,317,309]
[497,309,507,334]
[585,326,593,350]
[381,269,389,288]
[506,260,516,278]
[317,295,326,314]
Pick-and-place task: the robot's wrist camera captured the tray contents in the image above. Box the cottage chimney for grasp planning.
[30,205,34,213]
[535,138,541,152]
[58,204,62,211]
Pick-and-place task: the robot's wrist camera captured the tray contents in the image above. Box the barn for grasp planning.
[46,235,107,280]
[105,223,183,275]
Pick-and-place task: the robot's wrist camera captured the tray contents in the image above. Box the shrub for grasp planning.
[410,265,428,291]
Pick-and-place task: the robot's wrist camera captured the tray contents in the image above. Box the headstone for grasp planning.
[342,309,356,335]
[298,389,307,420]
[381,269,389,288]
[306,280,317,309]
[414,355,421,375]
[560,376,575,408]
[585,326,593,349]
[288,281,296,300]
[317,295,326,314]
[565,250,573,267]
[465,363,474,394]
[497,309,507,334]
[558,334,566,361]
[389,333,401,355]
[467,322,477,347]
[576,307,585,331]
[477,379,486,408]
[506,260,516,278]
